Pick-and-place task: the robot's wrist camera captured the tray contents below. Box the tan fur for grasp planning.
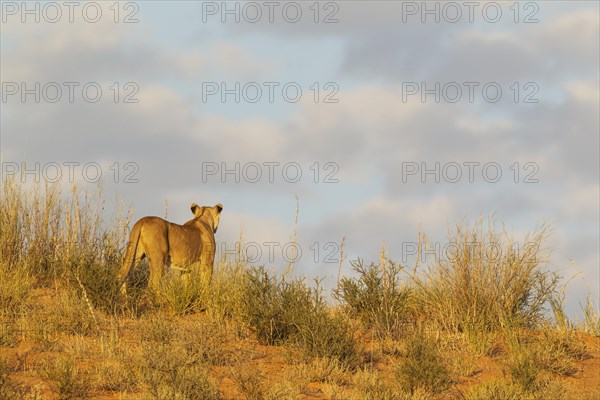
[119,203,223,291]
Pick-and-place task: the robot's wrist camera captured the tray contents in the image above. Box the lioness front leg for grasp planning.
[201,251,215,285]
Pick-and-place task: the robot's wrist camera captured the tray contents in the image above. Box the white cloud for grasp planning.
[197,116,286,161]
[566,78,600,105]
[2,17,274,83]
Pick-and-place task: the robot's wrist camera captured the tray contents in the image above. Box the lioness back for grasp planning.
[134,217,209,264]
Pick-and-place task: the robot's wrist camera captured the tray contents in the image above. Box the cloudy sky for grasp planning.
[1,1,598,317]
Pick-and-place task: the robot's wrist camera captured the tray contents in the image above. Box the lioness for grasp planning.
[119,203,223,292]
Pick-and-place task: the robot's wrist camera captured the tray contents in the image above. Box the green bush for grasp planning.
[68,251,122,314]
[241,266,308,345]
[292,298,358,367]
[396,333,451,394]
[242,267,358,367]
[334,259,411,339]
[508,352,539,392]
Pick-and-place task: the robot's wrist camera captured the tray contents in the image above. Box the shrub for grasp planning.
[68,253,122,314]
[464,379,528,400]
[155,270,209,315]
[507,351,540,392]
[241,266,303,345]
[139,342,221,400]
[176,319,231,366]
[0,357,20,399]
[411,219,559,345]
[136,317,223,399]
[117,259,151,316]
[350,369,397,400]
[334,259,411,339]
[95,361,138,392]
[241,267,357,366]
[468,377,565,400]
[265,383,298,400]
[0,321,17,347]
[292,304,359,367]
[0,263,32,318]
[230,362,265,400]
[52,289,98,335]
[535,329,589,376]
[205,260,247,324]
[293,357,350,385]
[350,369,432,400]
[145,362,220,400]
[138,315,177,343]
[437,334,480,378]
[504,327,590,395]
[41,355,92,399]
[396,332,451,395]
[28,313,60,351]
[230,361,300,400]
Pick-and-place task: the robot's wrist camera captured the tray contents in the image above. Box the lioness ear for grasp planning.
[191,203,201,216]
[212,204,223,233]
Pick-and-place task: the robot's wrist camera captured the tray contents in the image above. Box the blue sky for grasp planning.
[1,1,598,318]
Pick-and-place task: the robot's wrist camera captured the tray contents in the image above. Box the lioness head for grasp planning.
[191,203,223,233]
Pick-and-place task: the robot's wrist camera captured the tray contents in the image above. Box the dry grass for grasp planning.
[410,219,559,353]
[40,354,93,399]
[581,295,600,336]
[349,369,398,400]
[155,270,209,315]
[0,177,598,399]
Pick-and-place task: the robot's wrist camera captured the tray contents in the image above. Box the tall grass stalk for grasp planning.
[1,177,134,314]
[581,295,600,336]
[410,218,559,346]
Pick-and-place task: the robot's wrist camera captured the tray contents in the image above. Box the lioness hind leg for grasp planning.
[148,255,167,292]
[119,252,144,295]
